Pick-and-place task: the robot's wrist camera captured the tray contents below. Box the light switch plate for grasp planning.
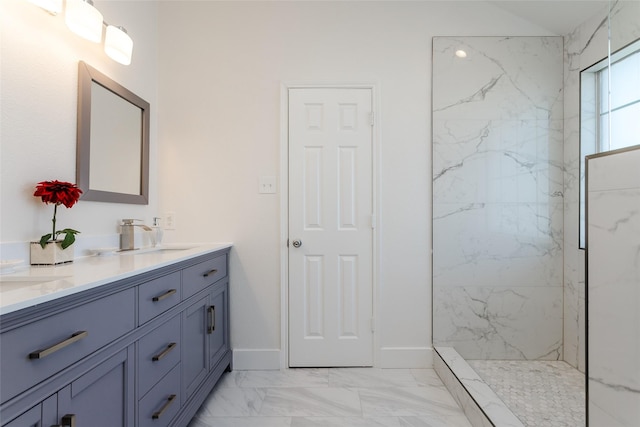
[259,176,277,194]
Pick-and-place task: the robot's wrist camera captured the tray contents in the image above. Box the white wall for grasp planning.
[0,0,159,257]
[156,1,554,369]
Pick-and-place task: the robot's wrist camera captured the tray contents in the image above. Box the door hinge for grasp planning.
[369,112,374,126]
[286,239,289,248]
[371,317,375,332]
[371,214,376,229]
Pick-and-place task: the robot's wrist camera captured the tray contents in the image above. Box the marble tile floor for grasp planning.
[187,368,473,427]
[467,360,585,427]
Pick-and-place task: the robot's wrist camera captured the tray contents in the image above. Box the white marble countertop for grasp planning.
[0,243,232,316]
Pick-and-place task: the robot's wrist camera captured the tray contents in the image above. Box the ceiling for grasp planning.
[488,1,610,35]
[170,0,612,36]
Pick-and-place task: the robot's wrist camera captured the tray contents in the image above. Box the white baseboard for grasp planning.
[233,349,281,370]
[378,347,433,368]
[232,347,432,370]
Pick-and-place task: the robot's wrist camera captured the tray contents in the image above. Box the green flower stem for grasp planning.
[52,203,58,242]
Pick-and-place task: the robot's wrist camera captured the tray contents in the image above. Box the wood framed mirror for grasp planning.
[76,61,150,204]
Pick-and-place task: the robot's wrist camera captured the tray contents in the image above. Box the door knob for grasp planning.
[292,240,302,248]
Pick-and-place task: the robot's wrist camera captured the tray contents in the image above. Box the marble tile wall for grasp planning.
[563,0,640,371]
[432,37,564,360]
[586,146,640,427]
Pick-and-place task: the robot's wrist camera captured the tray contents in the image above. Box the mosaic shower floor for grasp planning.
[467,360,585,427]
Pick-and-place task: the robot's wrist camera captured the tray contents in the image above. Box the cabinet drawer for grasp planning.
[138,363,181,427]
[138,271,181,324]
[182,254,227,299]
[138,314,181,397]
[0,288,135,403]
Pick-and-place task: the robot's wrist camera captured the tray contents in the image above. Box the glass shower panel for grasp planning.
[432,36,564,360]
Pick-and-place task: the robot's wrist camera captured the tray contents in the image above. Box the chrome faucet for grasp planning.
[119,219,153,251]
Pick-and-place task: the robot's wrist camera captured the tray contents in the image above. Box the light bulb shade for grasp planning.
[105,26,133,65]
[28,0,62,15]
[65,0,103,43]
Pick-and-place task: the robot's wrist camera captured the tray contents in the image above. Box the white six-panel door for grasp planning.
[288,87,373,367]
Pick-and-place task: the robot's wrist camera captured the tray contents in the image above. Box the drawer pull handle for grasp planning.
[152,342,177,362]
[152,394,176,420]
[152,288,177,302]
[208,305,216,334]
[29,331,88,360]
[61,414,76,427]
[203,268,218,277]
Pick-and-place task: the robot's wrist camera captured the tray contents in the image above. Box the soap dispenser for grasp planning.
[152,217,164,247]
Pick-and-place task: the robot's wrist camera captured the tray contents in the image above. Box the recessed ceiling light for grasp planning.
[455,49,467,58]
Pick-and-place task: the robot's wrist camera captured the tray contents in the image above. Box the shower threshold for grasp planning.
[434,347,523,427]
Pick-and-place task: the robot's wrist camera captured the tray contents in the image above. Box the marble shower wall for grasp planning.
[563,0,640,372]
[586,147,640,427]
[432,37,564,360]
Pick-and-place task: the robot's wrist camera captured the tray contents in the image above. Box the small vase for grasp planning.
[30,241,75,265]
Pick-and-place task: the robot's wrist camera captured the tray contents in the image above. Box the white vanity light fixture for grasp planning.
[455,49,468,58]
[65,0,103,43]
[27,0,134,65]
[104,25,133,65]
[28,0,62,15]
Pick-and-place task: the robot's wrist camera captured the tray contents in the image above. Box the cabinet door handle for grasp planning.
[152,342,177,362]
[203,268,218,277]
[61,414,76,427]
[152,288,177,302]
[207,305,216,334]
[29,331,88,360]
[152,394,176,419]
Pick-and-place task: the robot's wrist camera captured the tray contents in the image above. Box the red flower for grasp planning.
[34,180,82,249]
[34,180,82,208]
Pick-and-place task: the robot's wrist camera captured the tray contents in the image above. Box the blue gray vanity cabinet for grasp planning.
[181,255,228,402]
[182,279,229,402]
[183,292,211,401]
[3,395,56,427]
[0,247,231,427]
[182,254,227,299]
[138,271,182,325]
[171,256,231,427]
[0,316,135,427]
[138,363,182,427]
[0,288,136,404]
[209,280,229,369]
[138,314,181,397]
[55,346,135,427]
